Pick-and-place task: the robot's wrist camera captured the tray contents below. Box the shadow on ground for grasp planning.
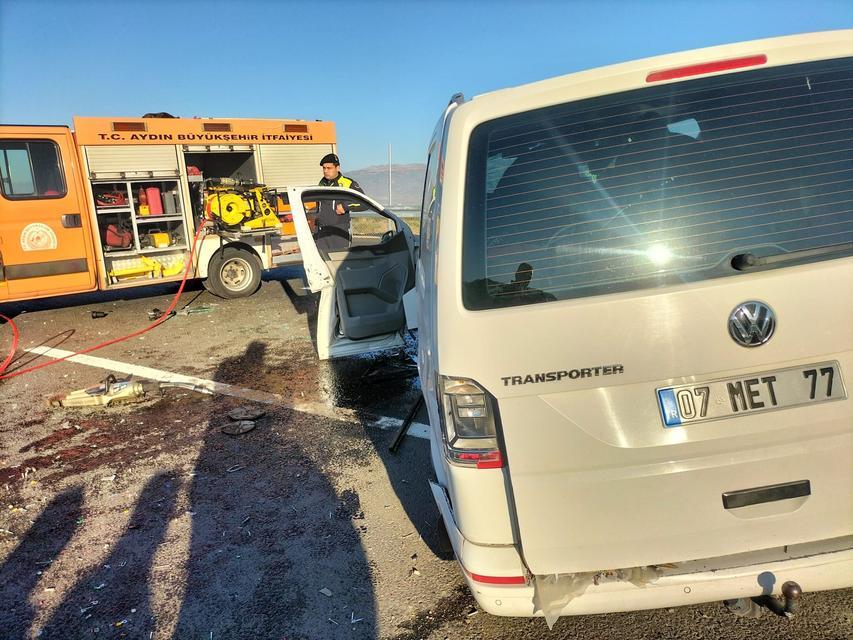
[1,338,378,639]
[39,474,179,639]
[173,340,378,638]
[278,276,450,562]
[0,486,84,640]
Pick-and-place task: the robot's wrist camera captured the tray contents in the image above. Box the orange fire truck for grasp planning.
[0,116,336,302]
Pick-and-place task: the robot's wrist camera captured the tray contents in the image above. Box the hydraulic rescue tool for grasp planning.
[203,178,282,231]
[49,375,148,407]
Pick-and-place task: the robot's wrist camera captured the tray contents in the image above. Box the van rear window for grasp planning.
[462,58,853,310]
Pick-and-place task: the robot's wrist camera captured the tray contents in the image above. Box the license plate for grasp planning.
[657,361,846,428]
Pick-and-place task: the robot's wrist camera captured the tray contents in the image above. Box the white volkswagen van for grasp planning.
[290,30,853,623]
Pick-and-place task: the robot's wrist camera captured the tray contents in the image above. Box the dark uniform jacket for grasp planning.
[315,174,364,252]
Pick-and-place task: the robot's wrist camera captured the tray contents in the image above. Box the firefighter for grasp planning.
[315,153,364,252]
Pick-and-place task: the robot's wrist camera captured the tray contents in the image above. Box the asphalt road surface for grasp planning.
[0,269,850,639]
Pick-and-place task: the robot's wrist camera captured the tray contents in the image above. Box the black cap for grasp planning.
[320,153,340,166]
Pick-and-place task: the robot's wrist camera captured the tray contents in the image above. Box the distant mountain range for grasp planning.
[348,163,426,210]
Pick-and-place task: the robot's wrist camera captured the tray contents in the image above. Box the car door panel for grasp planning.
[330,233,413,339]
[288,186,415,358]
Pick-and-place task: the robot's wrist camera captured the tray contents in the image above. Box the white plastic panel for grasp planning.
[85,145,179,178]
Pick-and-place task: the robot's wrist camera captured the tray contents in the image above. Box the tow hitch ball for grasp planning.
[724,581,803,618]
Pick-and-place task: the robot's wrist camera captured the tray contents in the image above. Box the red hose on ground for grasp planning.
[0,222,209,381]
[0,310,20,376]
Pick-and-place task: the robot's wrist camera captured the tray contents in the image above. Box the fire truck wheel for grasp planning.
[205,247,262,299]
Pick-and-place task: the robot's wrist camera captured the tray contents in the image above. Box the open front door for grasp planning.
[289,186,416,360]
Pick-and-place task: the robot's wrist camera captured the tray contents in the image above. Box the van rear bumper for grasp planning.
[472,547,853,617]
[430,481,853,617]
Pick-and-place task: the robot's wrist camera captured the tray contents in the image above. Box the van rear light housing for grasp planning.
[471,573,527,586]
[646,54,767,83]
[463,566,527,585]
[439,376,503,469]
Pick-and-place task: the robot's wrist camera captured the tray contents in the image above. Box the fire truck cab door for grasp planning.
[289,186,416,360]
[0,127,96,301]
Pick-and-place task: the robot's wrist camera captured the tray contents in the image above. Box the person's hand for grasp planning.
[336,203,346,215]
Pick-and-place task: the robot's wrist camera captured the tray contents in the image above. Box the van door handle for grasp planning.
[722,480,810,509]
[61,214,83,228]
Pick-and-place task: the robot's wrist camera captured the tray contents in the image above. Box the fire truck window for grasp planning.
[0,140,66,200]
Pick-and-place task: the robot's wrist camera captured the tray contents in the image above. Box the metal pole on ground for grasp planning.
[389,394,424,453]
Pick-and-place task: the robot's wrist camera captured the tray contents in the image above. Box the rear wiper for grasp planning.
[731,242,853,271]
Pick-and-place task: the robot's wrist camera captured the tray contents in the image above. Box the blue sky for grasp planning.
[2,0,851,169]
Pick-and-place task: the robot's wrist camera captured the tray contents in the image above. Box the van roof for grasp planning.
[469,30,853,107]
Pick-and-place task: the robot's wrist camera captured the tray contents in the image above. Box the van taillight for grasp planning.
[440,377,503,469]
[463,566,527,585]
[646,54,767,83]
[470,572,527,586]
[456,450,503,470]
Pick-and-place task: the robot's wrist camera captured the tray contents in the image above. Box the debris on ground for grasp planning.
[227,406,266,421]
[90,311,108,319]
[147,308,175,321]
[221,420,256,436]
[319,588,333,597]
[177,303,217,316]
[220,405,265,435]
[80,601,98,614]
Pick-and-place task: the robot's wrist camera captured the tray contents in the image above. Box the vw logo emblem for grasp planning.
[729,301,776,347]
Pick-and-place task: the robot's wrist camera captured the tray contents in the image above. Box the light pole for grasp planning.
[388,142,392,208]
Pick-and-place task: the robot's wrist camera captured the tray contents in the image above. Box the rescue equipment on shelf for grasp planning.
[104,223,133,249]
[108,256,160,281]
[163,190,178,214]
[146,186,164,215]
[95,191,127,207]
[107,255,186,282]
[146,229,170,248]
[137,187,151,216]
[203,178,281,230]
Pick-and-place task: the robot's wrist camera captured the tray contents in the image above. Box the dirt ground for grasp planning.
[1,270,851,640]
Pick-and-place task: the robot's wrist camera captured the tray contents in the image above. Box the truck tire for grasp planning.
[205,246,262,299]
